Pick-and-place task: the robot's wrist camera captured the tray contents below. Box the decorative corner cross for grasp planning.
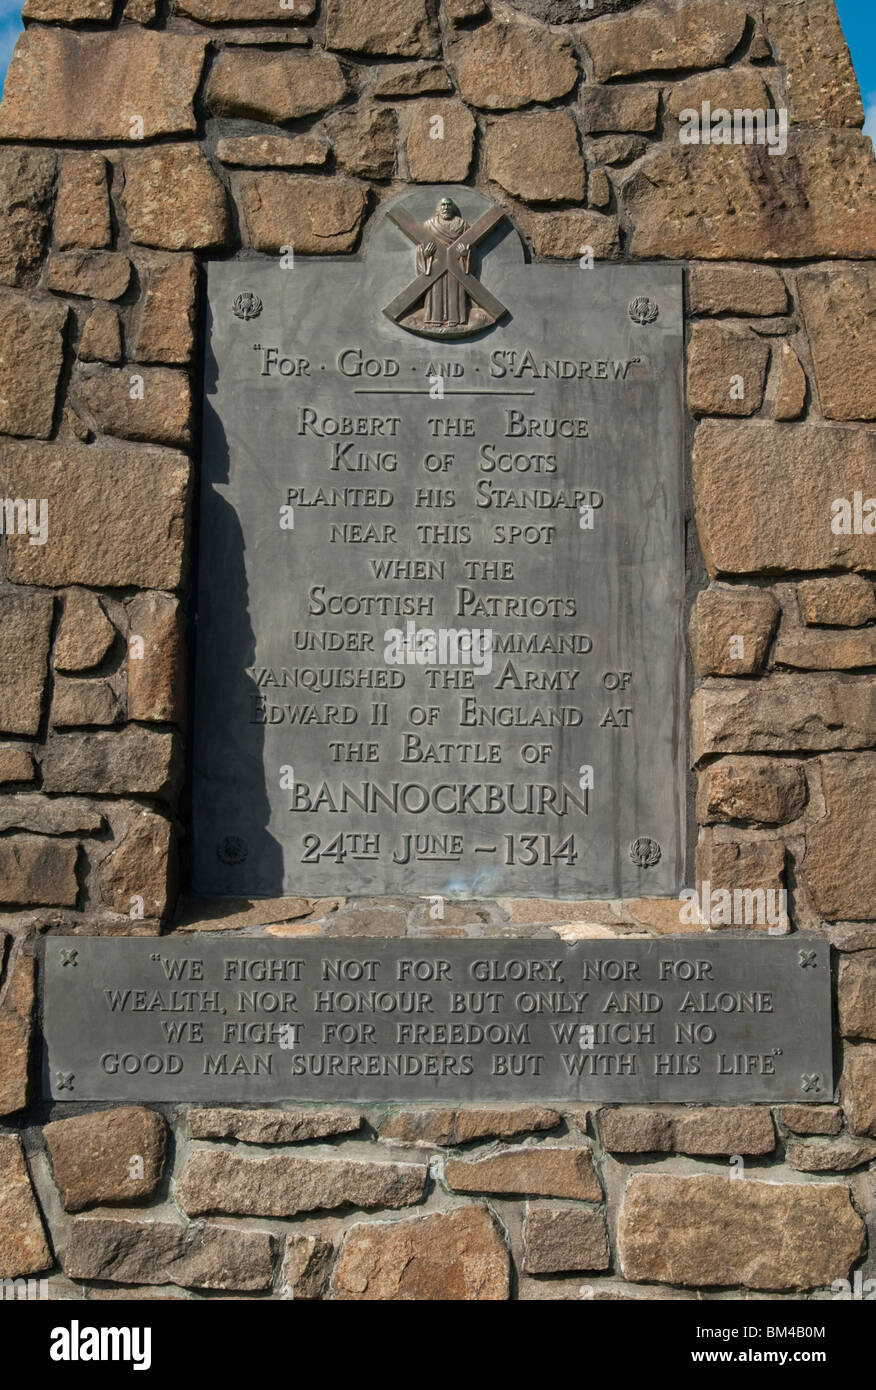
[56,1071,75,1091]
[58,947,78,967]
[798,949,818,968]
[383,203,508,338]
[800,1073,822,1093]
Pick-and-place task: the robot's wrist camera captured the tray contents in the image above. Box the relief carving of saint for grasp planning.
[416,198,471,331]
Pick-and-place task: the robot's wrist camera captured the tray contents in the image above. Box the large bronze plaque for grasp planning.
[192,189,685,898]
[43,937,832,1104]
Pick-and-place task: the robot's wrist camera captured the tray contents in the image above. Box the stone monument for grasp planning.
[0,0,873,1303]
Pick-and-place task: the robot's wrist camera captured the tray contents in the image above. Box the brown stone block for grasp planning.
[690,586,779,675]
[334,1206,509,1299]
[802,754,876,921]
[798,266,876,421]
[0,836,79,906]
[517,208,620,260]
[779,1104,843,1136]
[404,99,474,182]
[447,16,577,110]
[23,0,113,16]
[445,1145,602,1200]
[188,1107,362,1144]
[838,950,876,1039]
[600,1105,774,1155]
[55,590,117,673]
[132,254,197,366]
[81,366,192,448]
[798,576,876,627]
[235,174,367,254]
[215,135,330,170]
[374,63,452,98]
[485,111,585,203]
[126,591,185,724]
[618,1173,865,1290]
[689,264,788,317]
[0,590,54,737]
[666,68,771,122]
[46,250,132,301]
[695,834,786,928]
[687,322,770,418]
[99,810,176,919]
[124,146,228,251]
[43,727,180,800]
[773,341,807,421]
[0,29,207,141]
[177,1149,428,1217]
[581,3,748,81]
[79,306,122,365]
[0,950,34,1115]
[282,1234,333,1300]
[841,1043,876,1136]
[0,1134,51,1277]
[773,627,876,670]
[325,0,440,58]
[697,756,807,826]
[691,676,876,762]
[328,104,397,180]
[523,1206,609,1274]
[693,421,876,576]
[52,677,121,727]
[175,0,315,16]
[63,1215,273,1290]
[1,443,190,590]
[55,153,111,251]
[206,50,347,123]
[0,149,55,289]
[0,746,36,785]
[579,84,659,134]
[786,1136,876,1172]
[763,0,864,127]
[380,1105,561,1146]
[44,1107,168,1211]
[625,134,876,261]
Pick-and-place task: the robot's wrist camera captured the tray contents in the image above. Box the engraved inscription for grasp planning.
[193,190,685,898]
[43,939,833,1104]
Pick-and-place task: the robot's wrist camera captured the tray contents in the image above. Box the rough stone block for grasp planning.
[697,756,807,825]
[206,50,347,123]
[235,174,367,254]
[81,366,192,448]
[99,810,176,919]
[690,587,779,675]
[44,1107,168,1212]
[0,30,207,140]
[692,677,876,762]
[126,592,185,723]
[798,576,876,627]
[404,99,474,182]
[802,755,876,921]
[485,111,585,203]
[54,153,111,250]
[687,323,770,418]
[0,443,189,590]
[63,1215,273,1290]
[0,149,55,288]
[798,266,876,421]
[445,1146,602,1200]
[693,421,876,576]
[177,1149,428,1217]
[124,146,228,251]
[188,1107,362,1144]
[325,0,439,58]
[334,1206,509,1299]
[0,590,54,736]
[447,17,577,109]
[43,727,180,799]
[0,1134,51,1277]
[132,254,197,365]
[0,951,34,1115]
[618,1173,865,1290]
[523,1206,609,1274]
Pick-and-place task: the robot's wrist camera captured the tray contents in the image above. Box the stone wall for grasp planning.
[0,0,874,1300]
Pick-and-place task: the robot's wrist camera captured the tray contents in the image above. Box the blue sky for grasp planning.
[0,0,872,133]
